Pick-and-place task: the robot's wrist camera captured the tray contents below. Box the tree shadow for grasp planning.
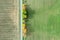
[26,5,35,19]
[26,23,35,36]
[25,5,35,36]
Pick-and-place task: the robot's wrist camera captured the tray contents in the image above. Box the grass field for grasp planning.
[24,0,60,40]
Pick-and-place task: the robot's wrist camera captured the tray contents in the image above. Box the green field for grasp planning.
[24,0,60,40]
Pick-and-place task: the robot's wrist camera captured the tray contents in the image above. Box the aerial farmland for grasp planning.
[22,0,60,40]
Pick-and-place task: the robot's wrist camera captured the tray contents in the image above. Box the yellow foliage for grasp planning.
[22,4,26,10]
